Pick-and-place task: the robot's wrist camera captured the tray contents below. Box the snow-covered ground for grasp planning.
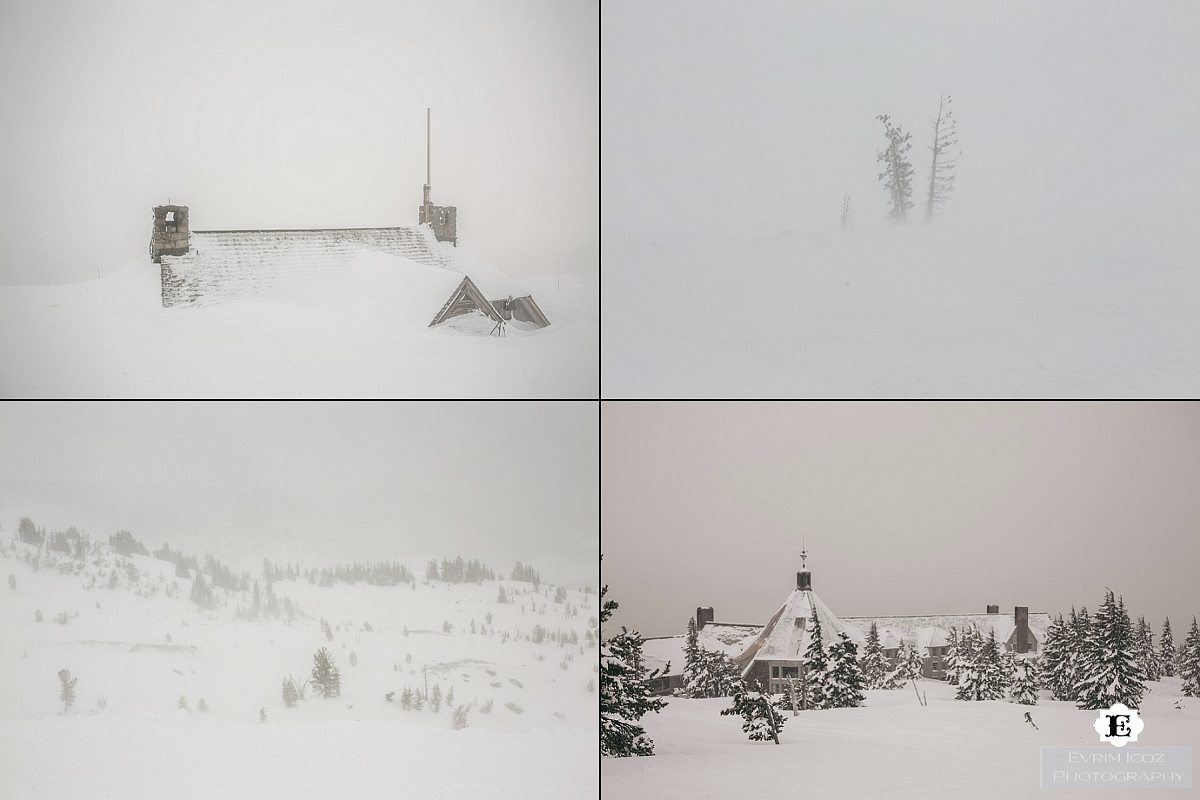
[602,223,1200,397]
[0,246,597,398]
[603,680,1200,800]
[0,537,599,800]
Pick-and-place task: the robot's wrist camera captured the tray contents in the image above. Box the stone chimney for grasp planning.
[150,205,189,263]
[696,606,714,631]
[986,604,999,614]
[1013,605,1033,653]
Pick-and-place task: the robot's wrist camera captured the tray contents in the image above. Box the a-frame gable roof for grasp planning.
[429,274,505,327]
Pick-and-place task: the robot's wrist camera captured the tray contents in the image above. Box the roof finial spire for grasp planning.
[800,537,808,570]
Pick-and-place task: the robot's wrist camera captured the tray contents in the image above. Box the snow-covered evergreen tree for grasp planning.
[876,114,915,222]
[859,621,891,690]
[600,582,666,757]
[311,646,342,699]
[956,629,1004,701]
[1010,657,1039,705]
[802,605,831,709]
[825,632,865,708]
[896,641,924,682]
[721,686,786,744]
[1075,591,1145,710]
[58,668,77,713]
[1135,616,1159,681]
[944,628,961,685]
[683,617,701,696]
[1159,617,1176,678]
[1180,617,1200,698]
[687,648,742,699]
[1039,614,1074,700]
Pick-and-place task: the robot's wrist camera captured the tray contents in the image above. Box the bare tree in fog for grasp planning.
[925,93,959,220]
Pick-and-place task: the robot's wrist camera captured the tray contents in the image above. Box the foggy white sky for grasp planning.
[0,402,598,587]
[0,0,597,285]
[602,0,1200,242]
[602,403,1200,638]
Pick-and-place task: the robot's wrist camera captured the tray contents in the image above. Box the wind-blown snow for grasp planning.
[0,246,596,398]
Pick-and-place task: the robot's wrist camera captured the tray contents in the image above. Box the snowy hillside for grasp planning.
[603,682,1200,800]
[0,244,597,398]
[0,533,599,800]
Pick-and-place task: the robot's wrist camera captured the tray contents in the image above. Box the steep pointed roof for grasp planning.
[429,274,505,327]
[731,587,852,675]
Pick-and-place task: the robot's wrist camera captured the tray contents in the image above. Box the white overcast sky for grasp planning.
[0,402,599,587]
[0,0,597,285]
[603,402,1200,638]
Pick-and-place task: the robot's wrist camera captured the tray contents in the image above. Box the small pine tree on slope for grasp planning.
[1160,618,1177,678]
[859,622,891,690]
[825,632,865,708]
[721,685,786,744]
[311,647,342,699]
[1180,617,1200,698]
[1011,657,1040,705]
[600,583,667,757]
[58,668,77,713]
[802,605,831,709]
[1076,591,1146,710]
[876,114,915,222]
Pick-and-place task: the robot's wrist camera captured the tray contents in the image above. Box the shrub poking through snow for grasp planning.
[6,574,14,590]
[311,647,341,698]
[259,707,267,723]
[400,687,413,710]
[35,610,43,622]
[58,669,77,713]
[198,697,209,713]
[480,698,493,714]
[721,687,785,744]
[178,695,190,713]
[349,651,357,667]
[505,702,524,714]
[282,677,299,707]
[54,611,70,625]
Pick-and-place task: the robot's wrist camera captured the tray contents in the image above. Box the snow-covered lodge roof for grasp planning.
[646,562,1050,678]
[840,611,1052,651]
[732,587,855,674]
[641,623,759,678]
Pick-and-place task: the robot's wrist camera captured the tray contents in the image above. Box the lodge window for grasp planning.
[771,666,779,678]
[781,666,798,679]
